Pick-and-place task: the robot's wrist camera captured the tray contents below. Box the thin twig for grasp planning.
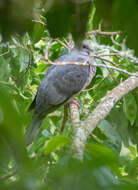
[102,59,119,84]
[12,37,28,51]
[55,39,70,50]
[93,54,118,66]
[91,43,138,64]
[22,52,32,77]
[32,20,46,26]
[87,30,121,36]
[111,35,122,47]
[87,22,121,36]
[82,75,109,92]
[98,53,120,57]
[44,60,137,77]
[92,62,138,77]
[63,37,69,46]
[67,34,74,50]
[0,49,9,57]
[0,44,9,57]
[90,134,102,143]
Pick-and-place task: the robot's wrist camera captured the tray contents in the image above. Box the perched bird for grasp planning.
[26,41,96,145]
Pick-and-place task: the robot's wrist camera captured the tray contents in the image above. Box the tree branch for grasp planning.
[54,39,70,51]
[32,19,46,26]
[69,103,80,136]
[70,72,138,159]
[87,22,121,36]
[69,103,84,158]
[46,61,138,77]
[82,75,109,92]
[87,30,121,36]
[0,49,9,57]
[92,62,137,77]
[61,104,68,132]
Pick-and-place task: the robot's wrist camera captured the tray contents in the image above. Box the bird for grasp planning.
[25,41,96,145]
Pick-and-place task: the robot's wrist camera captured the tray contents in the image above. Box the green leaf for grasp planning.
[44,135,70,155]
[123,93,137,125]
[127,157,138,178]
[0,56,11,81]
[98,120,122,152]
[106,107,129,146]
[19,50,30,72]
[86,143,119,174]
[32,22,45,43]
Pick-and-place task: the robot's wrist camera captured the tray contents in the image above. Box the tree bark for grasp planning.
[70,72,138,160]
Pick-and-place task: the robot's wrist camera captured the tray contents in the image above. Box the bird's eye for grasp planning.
[83,44,87,49]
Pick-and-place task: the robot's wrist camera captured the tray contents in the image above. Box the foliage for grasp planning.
[0,1,138,190]
[0,0,35,40]
[95,0,138,56]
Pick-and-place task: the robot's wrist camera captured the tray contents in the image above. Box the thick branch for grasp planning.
[69,103,80,136]
[71,72,138,159]
[61,104,68,132]
[69,103,85,158]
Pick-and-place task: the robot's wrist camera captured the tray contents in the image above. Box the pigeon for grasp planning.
[26,42,96,145]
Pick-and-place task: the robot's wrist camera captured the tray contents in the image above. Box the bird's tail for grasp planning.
[25,114,44,146]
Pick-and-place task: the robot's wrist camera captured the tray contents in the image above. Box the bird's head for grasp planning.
[82,40,93,53]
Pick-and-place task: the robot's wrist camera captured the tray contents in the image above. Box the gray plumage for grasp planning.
[26,44,96,145]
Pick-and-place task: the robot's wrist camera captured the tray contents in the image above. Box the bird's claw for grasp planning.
[72,98,80,109]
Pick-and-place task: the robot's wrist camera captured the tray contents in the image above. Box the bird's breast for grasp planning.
[83,65,96,88]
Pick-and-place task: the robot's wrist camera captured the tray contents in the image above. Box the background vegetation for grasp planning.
[0,0,138,189]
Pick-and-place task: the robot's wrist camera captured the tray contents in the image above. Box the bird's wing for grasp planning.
[34,64,90,115]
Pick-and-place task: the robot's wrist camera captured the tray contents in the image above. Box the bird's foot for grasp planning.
[72,98,80,109]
